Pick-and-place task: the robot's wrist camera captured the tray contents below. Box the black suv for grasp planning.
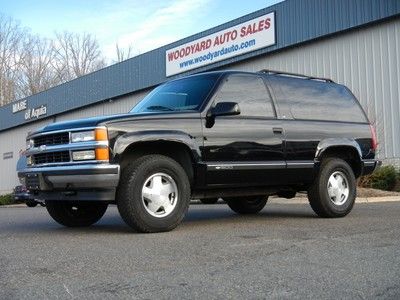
[18,70,380,232]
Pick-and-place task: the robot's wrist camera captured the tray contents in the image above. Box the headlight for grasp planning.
[71,131,95,143]
[72,150,96,161]
[27,156,32,166]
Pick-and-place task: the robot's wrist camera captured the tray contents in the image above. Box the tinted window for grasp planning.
[213,74,275,118]
[267,76,367,122]
[131,74,219,113]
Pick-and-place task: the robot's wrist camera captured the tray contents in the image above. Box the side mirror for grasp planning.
[209,102,240,117]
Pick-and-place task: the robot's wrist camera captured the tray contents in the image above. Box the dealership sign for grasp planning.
[11,99,47,120]
[165,12,275,76]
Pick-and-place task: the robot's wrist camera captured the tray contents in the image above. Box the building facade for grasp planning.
[0,0,399,194]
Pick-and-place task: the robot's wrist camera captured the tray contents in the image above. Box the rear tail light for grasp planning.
[370,124,377,151]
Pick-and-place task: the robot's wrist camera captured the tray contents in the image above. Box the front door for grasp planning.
[201,74,285,187]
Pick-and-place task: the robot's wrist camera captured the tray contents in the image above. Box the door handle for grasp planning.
[272,127,283,134]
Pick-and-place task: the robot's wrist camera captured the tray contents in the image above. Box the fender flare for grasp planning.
[112,130,202,162]
[315,138,362,161]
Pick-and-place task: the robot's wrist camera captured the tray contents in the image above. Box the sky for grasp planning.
[0,0,284,62]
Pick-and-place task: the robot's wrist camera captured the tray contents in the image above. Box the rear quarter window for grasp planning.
[267,76,367,123]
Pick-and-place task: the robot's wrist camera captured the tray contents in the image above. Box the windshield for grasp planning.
[130,74,219,113]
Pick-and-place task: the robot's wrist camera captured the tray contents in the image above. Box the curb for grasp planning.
[269,196,400,204]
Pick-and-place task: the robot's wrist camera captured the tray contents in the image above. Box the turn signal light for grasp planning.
[95,148,109,161]
[95,128,108,141]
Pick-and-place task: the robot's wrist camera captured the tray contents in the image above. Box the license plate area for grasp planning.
[26,173,40,190]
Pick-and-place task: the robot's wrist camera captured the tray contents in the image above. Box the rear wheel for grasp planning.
[308,158,356,218]
[225,196,268,214]
[117,155,190,233]
[45,201,108,227]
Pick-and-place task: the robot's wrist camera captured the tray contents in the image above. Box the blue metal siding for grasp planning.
[0,0,399,132]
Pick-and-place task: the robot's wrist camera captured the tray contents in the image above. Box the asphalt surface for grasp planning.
[1,201,399,299]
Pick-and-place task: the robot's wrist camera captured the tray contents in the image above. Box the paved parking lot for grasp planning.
[1,200,399,299]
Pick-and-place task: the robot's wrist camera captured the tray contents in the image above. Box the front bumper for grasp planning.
[362,159,382,176]
[18,164,120,201]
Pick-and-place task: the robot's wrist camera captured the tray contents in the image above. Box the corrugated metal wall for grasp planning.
[221,18,400,165]
[54,90,150,122]
[0,119,53,194]
[0,0,399,132]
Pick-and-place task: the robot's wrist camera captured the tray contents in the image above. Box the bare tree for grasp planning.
[53,32,106,82]
[0,15,110,107]
[0,14,26,105]
[115,43,134,63]
[17,35,60,97]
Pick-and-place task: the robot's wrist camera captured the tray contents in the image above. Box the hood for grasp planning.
[31,111,198,135]
[35,113,132,134]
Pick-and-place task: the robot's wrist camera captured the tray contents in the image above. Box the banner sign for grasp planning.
[165,12,275,77]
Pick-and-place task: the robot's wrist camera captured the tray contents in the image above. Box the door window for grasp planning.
[213,74,275,118]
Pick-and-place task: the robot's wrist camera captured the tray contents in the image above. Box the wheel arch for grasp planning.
[115,136,198,185]
[315,139,363,178]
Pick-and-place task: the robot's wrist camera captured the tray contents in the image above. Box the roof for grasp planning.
[1,0,399,132]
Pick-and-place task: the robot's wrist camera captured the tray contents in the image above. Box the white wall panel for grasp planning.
[0,119,53,194]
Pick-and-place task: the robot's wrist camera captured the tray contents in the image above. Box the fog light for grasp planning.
[19,177,26,186]
[72,150,95,161]
[26,139,34,150]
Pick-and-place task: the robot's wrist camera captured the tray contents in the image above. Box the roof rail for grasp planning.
[258,69,334,83]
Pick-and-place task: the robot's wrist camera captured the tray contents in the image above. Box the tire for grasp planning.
[200,198,219,204]
[117,155,191,233]
[225,196,268,214]
[26,201,38,208]
[45,201,108,227]
[308,158,356,218]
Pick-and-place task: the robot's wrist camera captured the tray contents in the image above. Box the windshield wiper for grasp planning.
[145,105,175,111]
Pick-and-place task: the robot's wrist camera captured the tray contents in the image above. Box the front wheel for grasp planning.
[225,196,268,214]
[308,158,356,218]
[26,201,38,207]
[117,155,191,233]
[45,201,108,227]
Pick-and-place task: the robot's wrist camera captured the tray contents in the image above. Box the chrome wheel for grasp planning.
[327,171,349,206]
[141,172,178,218]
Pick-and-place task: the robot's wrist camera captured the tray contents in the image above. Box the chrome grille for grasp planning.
[33,151,70,165]
[34,132,69,147]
